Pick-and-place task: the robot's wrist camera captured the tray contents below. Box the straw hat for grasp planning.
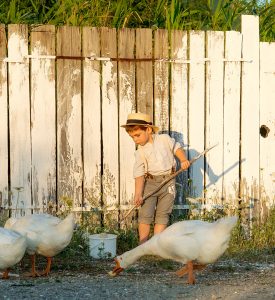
[121,113,159,132]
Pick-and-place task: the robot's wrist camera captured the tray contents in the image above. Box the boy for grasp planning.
[121,113,190,243]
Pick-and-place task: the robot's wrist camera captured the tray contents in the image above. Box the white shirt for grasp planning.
[133,134,181,178]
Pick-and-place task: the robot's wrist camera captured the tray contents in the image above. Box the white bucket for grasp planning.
[89,233,117,259]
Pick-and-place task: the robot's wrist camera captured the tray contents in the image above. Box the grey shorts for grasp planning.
[138,175,176,225]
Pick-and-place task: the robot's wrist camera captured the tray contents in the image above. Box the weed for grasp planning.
[1,195,274,270]
[227,207,275,260]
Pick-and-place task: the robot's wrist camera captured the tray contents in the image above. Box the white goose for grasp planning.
[5,213,75,277]
[0,227,27,279]
[110,216,238,284]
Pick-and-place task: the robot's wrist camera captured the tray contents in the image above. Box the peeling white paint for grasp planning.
[8,32,28,60]
[102,59,119,207]
[205,31,224,203]
[0,50,8,206]
[154,31,169,136]
[31,30,56,211]
[71,68,81,80]
[241,15,260,202]
[8,26,31,216]
[83,59,101,208]
[170,30,188,205]
[260,42,275,208]
[136,29,153,114]
[223,31,242,204]
[120,73,135,102]
[119,66,135,206]
[189,31,205,198]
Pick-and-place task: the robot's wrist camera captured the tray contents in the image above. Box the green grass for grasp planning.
[55,206,275,269]
[1,206,274,272]
[0,0,273,41]
[227,208,275,261]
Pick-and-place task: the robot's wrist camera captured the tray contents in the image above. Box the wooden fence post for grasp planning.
[31,25,56,213]
[170,30,188,206]
[241,15,260,230]
[259,42,275,218]
[188,31,205,198]
[56,26,82,211]
[154,29,169,132]
[118,28,136,226]
[8,24,31,216]
[223,31,242,208]
[83,27,102,226]
[0,25,8,216]
[101,28,119,227]
[136,29,153,116]
[205,31,224,205]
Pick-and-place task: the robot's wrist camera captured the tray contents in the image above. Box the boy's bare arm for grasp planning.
[134,176,145,206]
[175,148,190,170]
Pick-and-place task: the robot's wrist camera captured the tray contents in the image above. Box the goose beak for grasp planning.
[108,258,124,277]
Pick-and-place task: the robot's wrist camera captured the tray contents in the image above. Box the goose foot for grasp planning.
[176,263,206,278]
[25,270,40,277]
[28,271,41,278]
[176,261,198,284]
[176,265,189,277]
[28,254,40,277]
[39,257,52,277]
[187,261,195,284]
[188,276,195,284]
[2,269,10,279]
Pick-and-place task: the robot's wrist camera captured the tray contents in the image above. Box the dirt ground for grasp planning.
[1,256,274,300]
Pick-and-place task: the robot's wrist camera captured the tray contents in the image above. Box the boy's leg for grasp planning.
[154,179,176,234]
[154,223,167,234]
[138,179,157,243]
[138,223,151,244]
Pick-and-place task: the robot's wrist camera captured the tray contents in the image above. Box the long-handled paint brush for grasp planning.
[121,144,218,223]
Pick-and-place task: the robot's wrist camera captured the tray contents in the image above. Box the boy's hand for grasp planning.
[181,160,190,170]
[175,149,190,171]
[134,176,145,207]
[134,195,144,207]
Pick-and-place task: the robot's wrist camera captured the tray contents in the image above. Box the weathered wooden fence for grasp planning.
[0,15,274,225]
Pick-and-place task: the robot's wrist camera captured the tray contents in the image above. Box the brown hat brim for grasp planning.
[121,123,159,132]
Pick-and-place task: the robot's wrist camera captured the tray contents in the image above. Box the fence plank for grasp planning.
[31,25,56,213]
[205,31,224,204]
[188,31,205,198]
[260,42,275,215]
[136,29,153,116]
[223,31,242,207]
[118,29,136,219]
[101,28,119,227]
[241,16,260,225]
[170,30,188,205]
[8,24,31,216]
[154,29,169,132]
[82,27,102,225]
[0,25,8,211]
[56,26,82,211]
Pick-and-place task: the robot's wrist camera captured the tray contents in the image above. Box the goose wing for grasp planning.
[0,227,22,243]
